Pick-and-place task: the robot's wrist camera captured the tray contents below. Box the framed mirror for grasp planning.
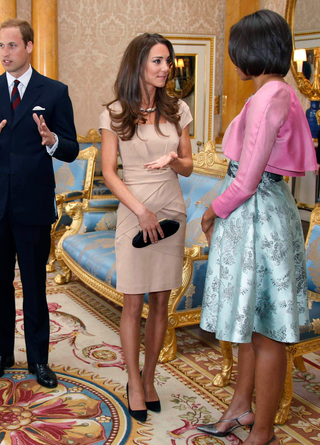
[285,0,320,100]
[163,35,215,154]
[166,54,197,138]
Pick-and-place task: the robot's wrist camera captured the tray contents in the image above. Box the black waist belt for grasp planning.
[227,162,283,183]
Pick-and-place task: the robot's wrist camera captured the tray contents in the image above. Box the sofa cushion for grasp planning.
[185,202,209,253]
[53,158,88,195]
[306,223,320,293]
[79,211,117,233]
[179,173,223,221]
[92,176,112,196]
[63,230,117,287]
[299,298,320,341]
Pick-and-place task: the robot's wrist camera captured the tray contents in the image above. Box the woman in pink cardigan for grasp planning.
[197,10,317,445]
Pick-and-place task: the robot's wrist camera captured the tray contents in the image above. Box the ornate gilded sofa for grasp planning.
[214,206,320,425]
[78,129,123,197]
[47,145,98,272]
[54,142,228,362]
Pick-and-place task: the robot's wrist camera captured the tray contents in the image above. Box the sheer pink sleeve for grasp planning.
[212,84,290,219]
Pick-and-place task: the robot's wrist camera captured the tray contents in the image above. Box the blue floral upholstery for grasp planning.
[53,159,88,195]
[92,177,111,196]
[306,223,320,293]
[179,173,222,221]
[64,230,117,288]
[185,202,209,251]
[301,220,320,341]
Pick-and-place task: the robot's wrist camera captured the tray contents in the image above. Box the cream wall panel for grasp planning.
[16,0,310,136]
[260,0,309,110]
[56,0,226,136]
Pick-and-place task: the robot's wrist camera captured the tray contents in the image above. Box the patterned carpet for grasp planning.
[4,266,320,444]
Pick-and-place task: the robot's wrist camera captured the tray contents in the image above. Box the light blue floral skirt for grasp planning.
[200,161,309,343]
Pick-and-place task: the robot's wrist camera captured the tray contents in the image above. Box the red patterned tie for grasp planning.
[11,80,21,111]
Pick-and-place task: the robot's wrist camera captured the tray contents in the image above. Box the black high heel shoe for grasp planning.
[140,370,161,412]
[126,383,147,422]
[197,410,254,437]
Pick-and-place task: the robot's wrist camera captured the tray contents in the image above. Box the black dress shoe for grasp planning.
[139,370,161,413]
[145,399,161,413]
[28,364,58,388]
[126,383,147,422]
[0,355,15,377]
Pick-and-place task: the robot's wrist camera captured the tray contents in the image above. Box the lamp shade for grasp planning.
[294,49,307,72]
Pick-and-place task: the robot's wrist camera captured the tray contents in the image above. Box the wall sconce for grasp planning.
[293,48,307,72]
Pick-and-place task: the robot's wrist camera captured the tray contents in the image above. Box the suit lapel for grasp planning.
[0,73,13,128]
[12,69,43,129]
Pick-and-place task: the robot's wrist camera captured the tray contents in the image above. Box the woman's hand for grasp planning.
[136,207,164,244]
[201,206,216,233]
[204,222,215,247]
[144,151,178,170]
[201,205,217,247]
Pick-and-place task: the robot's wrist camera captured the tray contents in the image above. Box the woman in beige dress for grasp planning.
[100,33,193,422]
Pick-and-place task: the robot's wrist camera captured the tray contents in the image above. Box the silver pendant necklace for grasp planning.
[140,106,157,113]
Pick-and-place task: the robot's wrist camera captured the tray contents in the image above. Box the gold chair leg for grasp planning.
[275,347,293,425]
[158,327,177,363]
[213,340,233,387]
[293,355,306,372]
[54,257,72,284]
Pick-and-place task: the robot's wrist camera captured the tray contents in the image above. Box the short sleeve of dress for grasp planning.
[99,107,117,136]
[179,100,193,130]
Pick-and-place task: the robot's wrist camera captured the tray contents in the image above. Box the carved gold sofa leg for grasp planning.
[293,355,306,372]
[158,327,177,363]
[275,346,294,425]
[54,258,72,284]
[213,340,233,387]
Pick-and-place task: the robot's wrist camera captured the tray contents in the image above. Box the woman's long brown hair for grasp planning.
[107,33,181,141]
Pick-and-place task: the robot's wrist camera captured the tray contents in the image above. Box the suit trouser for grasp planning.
[0,196,51,364]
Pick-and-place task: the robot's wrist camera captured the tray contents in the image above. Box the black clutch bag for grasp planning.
[132,219,180,248]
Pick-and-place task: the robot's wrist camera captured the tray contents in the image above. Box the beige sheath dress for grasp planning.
[99,100,193,294]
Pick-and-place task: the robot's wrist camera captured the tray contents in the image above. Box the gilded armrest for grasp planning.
[55,201,85,262]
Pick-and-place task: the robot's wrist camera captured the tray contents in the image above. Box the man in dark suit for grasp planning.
[0,19,79,387]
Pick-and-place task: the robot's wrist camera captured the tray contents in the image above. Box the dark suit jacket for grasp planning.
[0,68,79,225]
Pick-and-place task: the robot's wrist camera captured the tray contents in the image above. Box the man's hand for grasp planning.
[0,119,7,134]
[33,114,55,146]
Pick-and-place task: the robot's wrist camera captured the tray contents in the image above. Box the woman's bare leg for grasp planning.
[142,290,170,401]
[213,342,256,432]
[242,333,286,445]
[120,293,146,410]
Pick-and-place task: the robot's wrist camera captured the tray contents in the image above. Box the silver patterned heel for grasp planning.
[197,410,254,437]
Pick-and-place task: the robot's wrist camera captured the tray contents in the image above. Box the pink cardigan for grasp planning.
[213,81,317,219]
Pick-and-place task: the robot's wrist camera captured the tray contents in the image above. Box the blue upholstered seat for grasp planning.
[64,231,117,288]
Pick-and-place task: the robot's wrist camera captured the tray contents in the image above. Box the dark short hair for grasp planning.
[0,19,34,46]
[228,9,292,77]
